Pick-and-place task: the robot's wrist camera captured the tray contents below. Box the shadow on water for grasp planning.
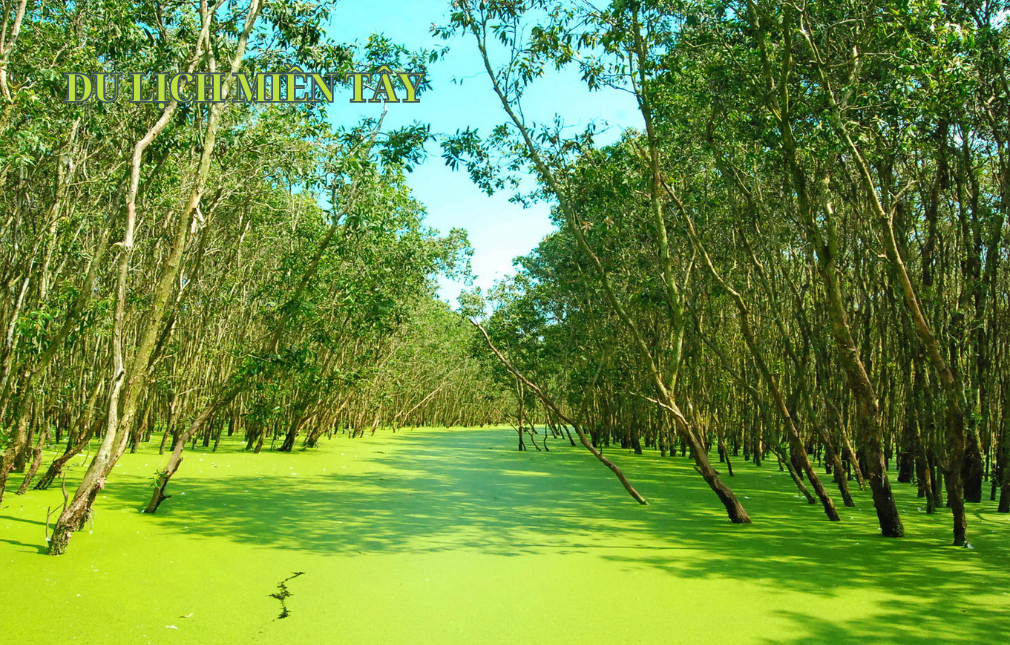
[48,428,1010,642]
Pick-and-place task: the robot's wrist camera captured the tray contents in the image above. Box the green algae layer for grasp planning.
[2,427,1008,645]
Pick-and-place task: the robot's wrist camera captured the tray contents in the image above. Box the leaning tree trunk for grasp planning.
[16,428,47,495]
[817,423,855,508]
[682,209,839,521]
[145,385,240,513]
[471,319,647,505]
[464,6,748,520]
[36,379,104,490]
[0,402,31,506]
[773,444,815,504]
[812,49,967,544]
[49,1,264,555]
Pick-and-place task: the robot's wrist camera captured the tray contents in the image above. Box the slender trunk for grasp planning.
[719,429,734,478]
[914,429,935,514]
[0,400,30,505]
[471,319,647,505]
[774,444,815,503]
[810,39,964,543]
[682,205,838,520]
[16,427,47,495]
[816,423,855,507]
[463,7,750,519]
[744,1,897,534]
[144,385,240,513]
[36,423,96,491]
[0,0,31,100]
[49,2,263,555]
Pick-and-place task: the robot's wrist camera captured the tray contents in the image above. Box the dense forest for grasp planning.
[0,0,508,556]
[442,0,1010,549]
[1,0,1008,577]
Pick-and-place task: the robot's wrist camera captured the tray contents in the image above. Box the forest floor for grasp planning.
[1,427,1008,644]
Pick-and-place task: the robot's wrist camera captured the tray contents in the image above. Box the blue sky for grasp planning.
[325,0,643,304]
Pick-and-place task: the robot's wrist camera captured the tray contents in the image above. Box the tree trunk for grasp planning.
[16,428,47,495]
